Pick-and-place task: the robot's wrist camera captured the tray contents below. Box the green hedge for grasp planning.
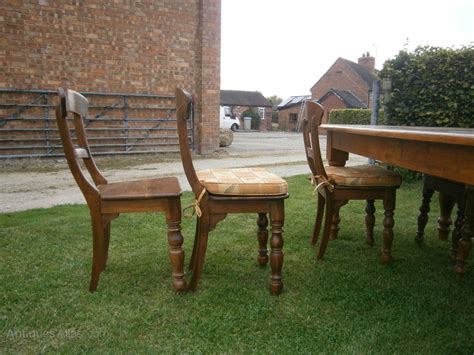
[329,109,386,125]
[380,45,474,127]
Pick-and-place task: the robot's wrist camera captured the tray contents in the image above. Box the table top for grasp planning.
[321,124,474,185]
[321,125,474,146]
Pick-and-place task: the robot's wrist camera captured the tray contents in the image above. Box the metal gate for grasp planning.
[0,88,193,158]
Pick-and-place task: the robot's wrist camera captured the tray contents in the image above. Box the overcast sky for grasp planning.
[220,0,474,99]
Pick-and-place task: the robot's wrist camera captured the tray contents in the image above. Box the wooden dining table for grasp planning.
[320,124,474,273]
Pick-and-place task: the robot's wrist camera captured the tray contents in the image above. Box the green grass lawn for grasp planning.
[1,175,473,353]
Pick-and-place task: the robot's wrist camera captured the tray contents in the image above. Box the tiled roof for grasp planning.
[220,90,272,107]
[340,58,377,87]
[310,57,377,92]
[321,88,367,108]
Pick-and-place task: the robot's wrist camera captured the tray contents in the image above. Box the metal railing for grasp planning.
[0,88,194,158]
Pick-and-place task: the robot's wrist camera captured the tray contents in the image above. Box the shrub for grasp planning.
[387,165,422,182]
[380,45,474,127]
[241,109,261,130]
[329,109,386,125]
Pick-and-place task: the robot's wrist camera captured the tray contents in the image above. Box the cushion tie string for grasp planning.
[309,175,334,195]
[183,188,207,218]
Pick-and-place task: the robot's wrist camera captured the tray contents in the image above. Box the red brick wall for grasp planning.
[278,105,301,131]
[358,56,375,73]
[192,0,220,153]
[310,58,370,107]
[319,93,347,124]
[1,0,220,153]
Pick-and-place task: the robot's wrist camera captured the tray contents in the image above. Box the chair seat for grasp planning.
[99,177,181,200]
[196,167,288,196]
[326,165,401,187]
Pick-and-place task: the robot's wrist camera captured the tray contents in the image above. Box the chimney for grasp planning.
[358,52,375,72]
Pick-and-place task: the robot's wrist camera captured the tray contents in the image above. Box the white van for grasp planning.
[219,106,240,131]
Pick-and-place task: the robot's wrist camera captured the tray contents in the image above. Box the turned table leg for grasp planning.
[454,187,473,274]
[416,187,434,244]
[166,200,186,291]
[438,192,456,240]
[450,206,464,262]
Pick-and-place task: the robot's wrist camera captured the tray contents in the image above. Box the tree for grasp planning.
[266,95,283,109]
[266,95,283,124]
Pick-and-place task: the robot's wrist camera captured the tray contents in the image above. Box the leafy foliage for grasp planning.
[329,109,386,125]
[266,95,283,124]
[387,165,422,182]
[380,45,474,127]
[241,109,261,130]
[266,95,283,109]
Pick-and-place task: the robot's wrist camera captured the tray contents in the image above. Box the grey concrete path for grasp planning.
[0,131,366,212]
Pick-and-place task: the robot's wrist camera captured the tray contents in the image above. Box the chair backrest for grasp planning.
[55,88,107,205]
[302,100,328,180]
[175,88,205,197]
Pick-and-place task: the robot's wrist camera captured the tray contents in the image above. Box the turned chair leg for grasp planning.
[329,201,347,241]
[189,214,210,291]
[416,187,434,244]
[437,192,456,240]
[382,191,396,264]
[365,200,376,246]
[269,202,284,295]
[329,208,341,240]
[311,193,325,245]
[166,200,186,292]
[257,213,269,266]
[317,199,335,260]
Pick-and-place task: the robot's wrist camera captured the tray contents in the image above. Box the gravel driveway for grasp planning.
[0,131,366,213]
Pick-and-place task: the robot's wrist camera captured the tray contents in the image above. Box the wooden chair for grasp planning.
[302,100,401,262]
[55,88,186,292]
[175,88,288,294]
[416,175,466,260]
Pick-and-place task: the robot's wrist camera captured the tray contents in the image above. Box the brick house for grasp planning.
[310,55,377,124]
[319,88,367,124]
[1,0,221,154]
[276,95,309,132]
[220,90,273,130]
